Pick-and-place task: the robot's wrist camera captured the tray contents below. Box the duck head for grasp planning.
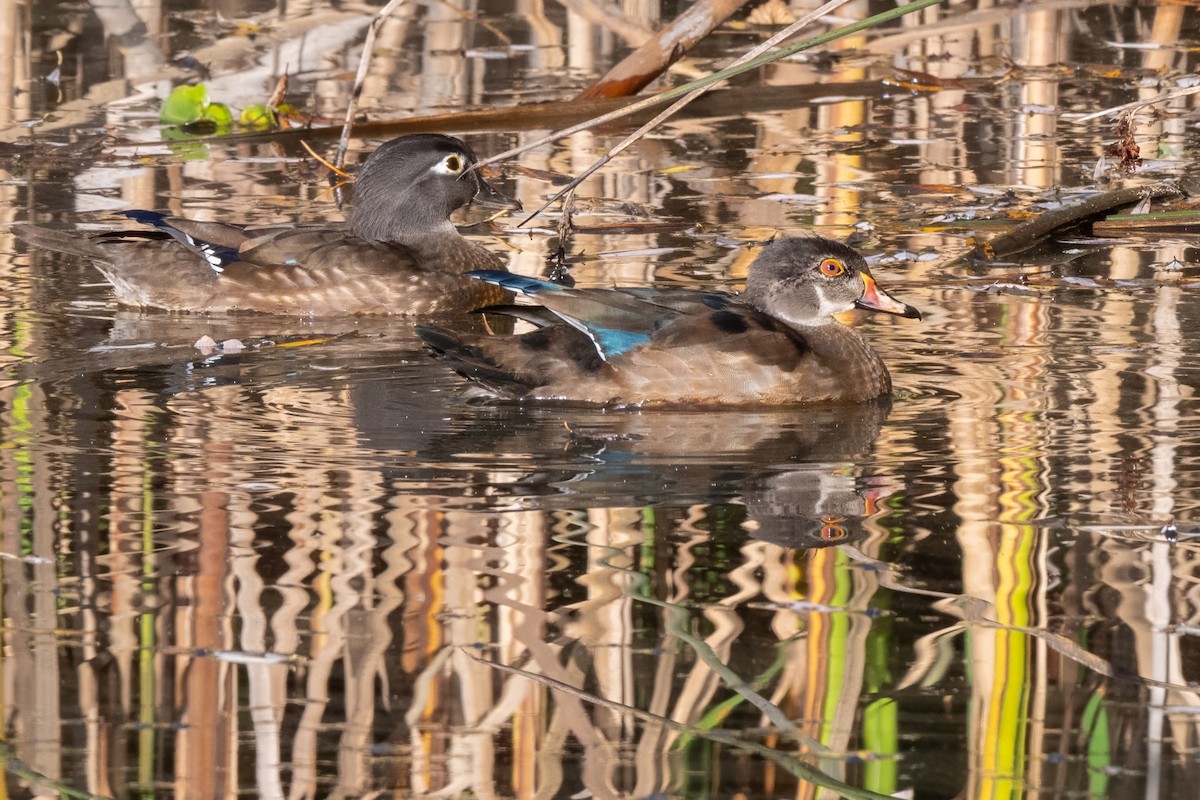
[348,133,521,243]
[741,237,921,326]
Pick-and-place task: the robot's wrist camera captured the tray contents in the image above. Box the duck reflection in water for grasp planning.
[373,398,898,550]
[740,467,890,549]
[566,401,892,549]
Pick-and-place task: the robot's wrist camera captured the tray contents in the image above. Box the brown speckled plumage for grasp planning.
[15,134,520,316]
[419,237,921,406]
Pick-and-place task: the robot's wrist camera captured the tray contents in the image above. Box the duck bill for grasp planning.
[472,174,523,212]
[854,273,921,320]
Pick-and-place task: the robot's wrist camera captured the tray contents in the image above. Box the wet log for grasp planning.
[577,0,755,100]
[970,181,1182,260]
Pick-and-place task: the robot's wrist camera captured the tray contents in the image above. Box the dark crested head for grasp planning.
[347,133,520,243]
[741,236,921,325]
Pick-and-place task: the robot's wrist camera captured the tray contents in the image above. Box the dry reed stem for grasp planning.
[335,0,409,170]
[528,0,857,229]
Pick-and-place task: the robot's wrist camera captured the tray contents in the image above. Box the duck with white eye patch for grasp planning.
[15,134,522,316]
[417,236,921,407]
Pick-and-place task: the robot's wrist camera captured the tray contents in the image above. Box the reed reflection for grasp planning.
[3,0,1200,797]
[2,347,908,797]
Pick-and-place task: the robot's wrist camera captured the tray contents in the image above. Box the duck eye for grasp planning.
[434,154,464,175]
[819,258,845,278]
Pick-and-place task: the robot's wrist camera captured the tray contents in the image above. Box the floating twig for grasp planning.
[529,0,855,228]
[300,139,350,178]
[518,0,948,228]
[473,0,948,177]
[970,181,1182,260]
[1072,83,1200,124]
[1092,209,1200,237]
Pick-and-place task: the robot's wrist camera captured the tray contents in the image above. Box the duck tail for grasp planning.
[416,325,531,397]
[13,224,110,261]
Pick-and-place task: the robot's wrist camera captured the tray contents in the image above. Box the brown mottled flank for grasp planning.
[14,134,520,316]
[419,237,920,407]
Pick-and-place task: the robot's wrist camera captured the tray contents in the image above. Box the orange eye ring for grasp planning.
[819,258,845,277]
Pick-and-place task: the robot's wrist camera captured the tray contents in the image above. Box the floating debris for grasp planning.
[970,181,1182,260]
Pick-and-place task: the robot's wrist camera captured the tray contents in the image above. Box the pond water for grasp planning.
[2,0,1200,797]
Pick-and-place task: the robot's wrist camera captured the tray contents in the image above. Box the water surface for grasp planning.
[2,0,1199,797]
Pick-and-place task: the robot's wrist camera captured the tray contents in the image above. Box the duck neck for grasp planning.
[348,175,458,243]
[349,208,456,245]
[398,230,507,273]
[800,322,892,401]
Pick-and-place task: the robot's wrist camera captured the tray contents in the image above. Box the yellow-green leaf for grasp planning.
[239,104,277,130]
[160,84,210,125]
[202,102,233,131]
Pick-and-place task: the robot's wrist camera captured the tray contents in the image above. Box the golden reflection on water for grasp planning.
[2,0,1200,797]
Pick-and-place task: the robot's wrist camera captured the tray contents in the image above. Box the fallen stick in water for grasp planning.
[970,180,1183,261]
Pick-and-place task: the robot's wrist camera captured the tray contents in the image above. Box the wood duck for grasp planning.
[16,134,522,315]
[417,237,921,406]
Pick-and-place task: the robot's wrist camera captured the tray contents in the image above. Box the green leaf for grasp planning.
[239,103,277,130]
[160,84,210,125]
[202,102,233,132]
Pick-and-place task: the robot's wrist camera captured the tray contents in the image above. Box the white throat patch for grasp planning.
[777,286,851,326]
